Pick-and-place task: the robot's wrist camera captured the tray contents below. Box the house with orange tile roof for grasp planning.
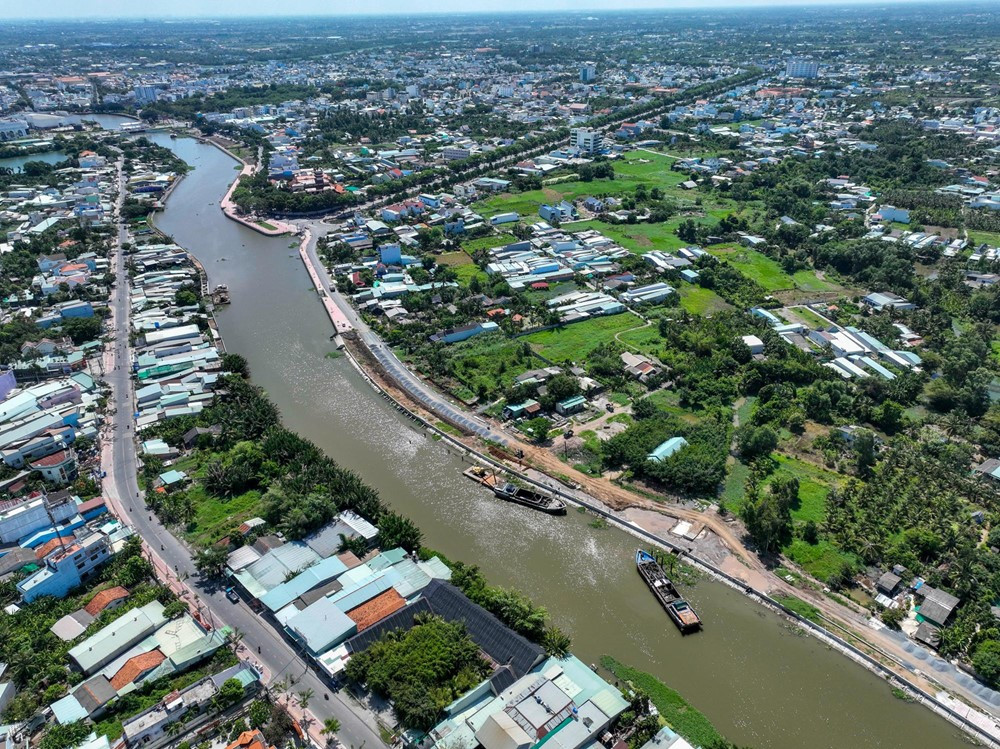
[345,588,406,631]
[34,534,75,560]
[226,729,273,749]
[85,585,130,616]
[110,649,167,690]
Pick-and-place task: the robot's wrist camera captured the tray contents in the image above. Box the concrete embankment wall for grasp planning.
[192,135,295,238]
[280,174,1000,748]
[297,231,353,335]
[294,275,1000,749]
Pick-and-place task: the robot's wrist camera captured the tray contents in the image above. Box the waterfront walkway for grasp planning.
[101,155,385,749]
[289,217,1000,748]
[298,229,353,335]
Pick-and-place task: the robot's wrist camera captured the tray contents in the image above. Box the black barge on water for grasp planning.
[636,549,701,633]
[464,466,567,515]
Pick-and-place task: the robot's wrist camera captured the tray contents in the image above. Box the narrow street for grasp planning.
[101,155,386,749]
[293,214,1000,734]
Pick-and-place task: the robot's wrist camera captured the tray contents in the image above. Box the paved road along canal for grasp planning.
[147,131,971,749]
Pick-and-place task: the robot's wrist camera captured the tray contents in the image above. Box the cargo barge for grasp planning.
[636,549,701,633]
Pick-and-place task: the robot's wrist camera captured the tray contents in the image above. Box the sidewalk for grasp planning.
[297,229,353,334]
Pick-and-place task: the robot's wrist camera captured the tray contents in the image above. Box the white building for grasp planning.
[442,146,473,161]
[570,128,604,156]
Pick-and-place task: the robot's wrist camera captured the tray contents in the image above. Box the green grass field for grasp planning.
[708,246,795,291]
[736,396,757,427]
[766,454,841,524]
[475,179,625,218]
[783,539,858,583]
[969,230,1000,247]
[678,285,731,315]
[613,151,684,182]
[453,263,488,287]
[445,335,538,400]
[459,233,515,253]
[184,485,263,546]
[644,389,701,423]
[475,151,711,220]
[570,218,712,253]
[789,305,832,330]
[524,313,642,362]
[721,459,751,508]
[437,251,473,267]
[617,322,664,359]
[791,269,841,292]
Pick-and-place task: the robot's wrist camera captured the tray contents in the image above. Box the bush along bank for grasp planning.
[140,354,569,655]
[600,656,750,749]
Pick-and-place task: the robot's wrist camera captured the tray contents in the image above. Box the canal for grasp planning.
[0,114,141,171]
[146,132,970,749]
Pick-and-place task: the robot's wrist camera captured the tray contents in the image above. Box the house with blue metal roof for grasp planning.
[258,555,349,612]
[647,437,689,463]
[285,597,357,656]
[232,542,321,600]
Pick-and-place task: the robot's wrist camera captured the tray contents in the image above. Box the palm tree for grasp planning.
[297,688,315,710]
[321,718,341,743]
[228,627,245,650]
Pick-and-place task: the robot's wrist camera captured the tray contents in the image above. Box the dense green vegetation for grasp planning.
[343,615,490,731]
[600,656,748,749]
[149,357,568,658]
[146,359,422,549]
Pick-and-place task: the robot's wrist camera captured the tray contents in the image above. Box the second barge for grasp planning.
[636,549,701,633]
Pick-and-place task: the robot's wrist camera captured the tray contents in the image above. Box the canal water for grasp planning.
[147,132,971,749]
[0,150,66,172]
[0,114,137,171]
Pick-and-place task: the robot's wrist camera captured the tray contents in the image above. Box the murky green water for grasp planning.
[149,133,971,749]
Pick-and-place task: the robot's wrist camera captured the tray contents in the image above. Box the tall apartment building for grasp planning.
[580,64,597,83]
[570,127,604,155]
[785,60,819,79]
[133,86,159,105]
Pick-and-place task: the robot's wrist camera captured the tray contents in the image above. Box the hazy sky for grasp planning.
[8,0,944,20]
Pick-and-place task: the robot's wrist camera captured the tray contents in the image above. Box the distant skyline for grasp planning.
[7,0,959,20]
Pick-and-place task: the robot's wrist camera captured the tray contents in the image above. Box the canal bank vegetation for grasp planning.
[144,355,570,656]
[119,136,190,175]
[145,355,422,548]
[771,594,823,625]
[600,656,749,749]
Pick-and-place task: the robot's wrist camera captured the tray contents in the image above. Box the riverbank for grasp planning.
[192,133,298,237]
[291,227,1000,748]
[148,130,980,749]
[343,322,1000,748]
[298,229,352,336]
